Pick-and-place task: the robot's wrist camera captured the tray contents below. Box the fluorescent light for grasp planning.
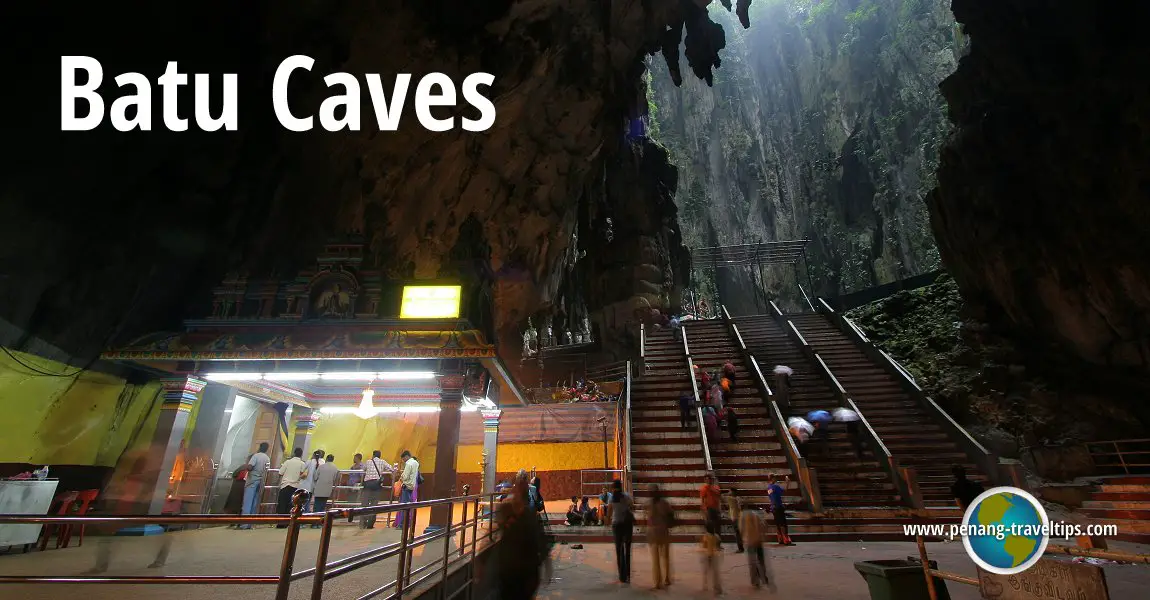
[204,371,436,382]
[318,405,441,414]
[319,372,378,381]
[262,373,319,381]
[378,371,435,380]
[204,373,253,381]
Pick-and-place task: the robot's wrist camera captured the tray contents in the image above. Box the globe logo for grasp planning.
[961,487,1051,575]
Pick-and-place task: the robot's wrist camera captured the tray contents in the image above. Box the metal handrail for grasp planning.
[687,356,714,472]
[788,321,810,349]
[681,323,691,356]
[731,324,747,352]
[750,353,822,512]
[624,360,633,493]
[639,323,645,360]
[769,300,784,319]
[797,284,816,312]
[1085,438,1150,475]
[0,490,501,599]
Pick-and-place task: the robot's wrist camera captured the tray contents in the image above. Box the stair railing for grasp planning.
[786,316,922,509]
[813,298,1003,487]
[611,361,634,495]
[682,327,714,473]
[721,304,822,513]
[798,284,816,312]
[639,323,646,375]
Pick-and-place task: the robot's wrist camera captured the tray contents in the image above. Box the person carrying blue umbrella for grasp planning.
[806,410,833,456]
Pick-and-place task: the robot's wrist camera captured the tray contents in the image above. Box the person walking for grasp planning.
[360,450,390,529]
[396,450,420,530]
[739,507,774,590]
[604,479,634,584]
[276,448,307,527]
[699,474,722,539]
[646,484,674,590]
[239,442,270,529]
[725,491,745,553]
[678,391,695,430]
[310,454,341,526]
[766,474,793,545]
[951,464,983,510]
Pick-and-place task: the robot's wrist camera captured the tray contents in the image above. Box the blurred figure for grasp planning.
[725,490,745,553]
[605,479,634,584]
[700,532,723,595]
[647,483,675,589]
[224,458,251,517]
[239,442,270,530]
[493,471,549,600]
[740,506,774,591]
[579,496,598,525]
[678,391,696,430]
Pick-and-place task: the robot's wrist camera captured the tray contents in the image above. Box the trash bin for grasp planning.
[853,559,951,600]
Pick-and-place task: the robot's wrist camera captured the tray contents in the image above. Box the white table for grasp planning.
[0,479,59,547]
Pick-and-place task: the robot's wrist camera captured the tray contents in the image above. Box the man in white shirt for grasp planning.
[276,448,307,525]
[239,442,271,529]
[395,450,420,530]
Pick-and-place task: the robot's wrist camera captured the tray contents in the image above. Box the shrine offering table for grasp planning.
[0,479,59,548]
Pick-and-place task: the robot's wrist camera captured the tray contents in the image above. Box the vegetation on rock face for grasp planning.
[847,276,1149,449]
[649,0,960,313]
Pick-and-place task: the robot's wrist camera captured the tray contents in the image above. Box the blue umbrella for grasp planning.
[806,410,832,425]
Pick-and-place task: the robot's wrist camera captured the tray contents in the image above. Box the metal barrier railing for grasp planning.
[1086,438,1150,475]
[0,489,501,600]
[580,469,625,500]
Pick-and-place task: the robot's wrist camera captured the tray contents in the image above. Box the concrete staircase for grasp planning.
[1080,476,1150,543]
[734,315,901,508]
[785,312,989,509]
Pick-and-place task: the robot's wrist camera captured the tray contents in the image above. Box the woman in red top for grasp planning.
[699,474,722,538]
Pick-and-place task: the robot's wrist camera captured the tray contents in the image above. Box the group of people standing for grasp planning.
[226,443,422,530]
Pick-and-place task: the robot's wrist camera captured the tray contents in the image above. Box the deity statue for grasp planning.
[564,328,572,345]
[545,323,553,347]
[316,283,352,317]
[522,317,538,358]
[582,315,591,339]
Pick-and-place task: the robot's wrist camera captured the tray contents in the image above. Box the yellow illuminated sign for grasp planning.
[399,285,462,319]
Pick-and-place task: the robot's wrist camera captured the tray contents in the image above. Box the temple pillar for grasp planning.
[427,372,465,529]
[291,408,319,457]
[480,409,502,494]
[145,376,207,515]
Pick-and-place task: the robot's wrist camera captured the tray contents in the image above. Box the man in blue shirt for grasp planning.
[766,474,793,546]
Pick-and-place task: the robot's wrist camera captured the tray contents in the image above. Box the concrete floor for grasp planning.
[3,524,1149,599]
[541,539,1150,599]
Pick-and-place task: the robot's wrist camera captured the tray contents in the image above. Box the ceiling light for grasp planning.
[203,371,437,382]
[262,373,319,381]
[378,371,435,380]
[355,387,376,419]
[318,405,441,415]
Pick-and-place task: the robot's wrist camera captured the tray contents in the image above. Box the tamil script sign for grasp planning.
[977,558,1109,600]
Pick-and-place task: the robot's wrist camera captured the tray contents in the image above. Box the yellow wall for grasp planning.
[454,442,616,473]
[307,412,442,471]
[0,347,165,466]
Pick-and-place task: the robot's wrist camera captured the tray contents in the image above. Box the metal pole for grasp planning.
[440,500,454,586]
[395,505,412,600]
[459,486,470,557]
[309,511,335,600]
[274,491,307,600]
[801,247,815,300]
[915,535,939,600]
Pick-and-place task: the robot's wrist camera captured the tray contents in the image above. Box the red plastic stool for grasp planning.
[38,491,79,551]
[60,489,99,548]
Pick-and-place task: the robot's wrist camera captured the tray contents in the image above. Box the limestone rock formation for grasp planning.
[649,0,960,313]
[0,1,742,365]
[928,0,1150,376]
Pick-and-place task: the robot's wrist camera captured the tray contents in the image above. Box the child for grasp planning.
[700,532,723,595]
